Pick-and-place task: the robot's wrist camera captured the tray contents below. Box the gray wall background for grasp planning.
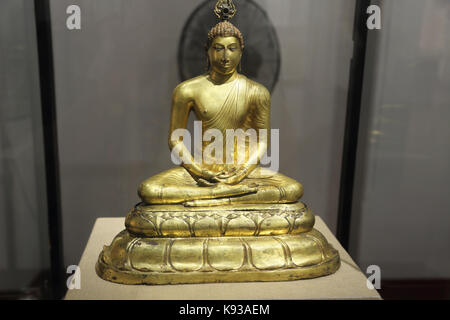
[49,0,354,267]
[0,0,49,290]
[350,0,450,278]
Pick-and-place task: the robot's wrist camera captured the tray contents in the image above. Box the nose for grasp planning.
[221,50,230,63]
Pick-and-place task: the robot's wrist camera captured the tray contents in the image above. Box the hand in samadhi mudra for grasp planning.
[138,22,303,207]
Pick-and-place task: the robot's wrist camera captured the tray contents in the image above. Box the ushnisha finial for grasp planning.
[214,0,237,21]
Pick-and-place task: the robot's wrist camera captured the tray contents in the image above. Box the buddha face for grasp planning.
[208,36,242,75]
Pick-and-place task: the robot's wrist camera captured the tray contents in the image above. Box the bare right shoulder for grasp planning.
[172,75,208,102]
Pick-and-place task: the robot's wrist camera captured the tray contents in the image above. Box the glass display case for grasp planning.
[1,0,449,300]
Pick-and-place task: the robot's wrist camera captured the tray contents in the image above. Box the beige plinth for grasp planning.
[65,217,381,300]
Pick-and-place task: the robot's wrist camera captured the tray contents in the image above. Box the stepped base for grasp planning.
[125,202,315,237]
[96,229,340,285]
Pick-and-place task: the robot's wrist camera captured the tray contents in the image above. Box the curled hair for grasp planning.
[206,21,245,50]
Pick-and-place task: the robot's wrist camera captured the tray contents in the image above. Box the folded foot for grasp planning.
[184,198,232,207]
[184,184,257,207]
[211,183,257,198]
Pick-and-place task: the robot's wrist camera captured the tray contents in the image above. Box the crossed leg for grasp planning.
[138,167,303,207]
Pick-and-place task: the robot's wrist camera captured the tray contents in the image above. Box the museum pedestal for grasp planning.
[64,216,381,300]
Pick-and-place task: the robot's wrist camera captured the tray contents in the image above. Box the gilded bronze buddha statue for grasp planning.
[96,0,340,285]
[138,27,303,207]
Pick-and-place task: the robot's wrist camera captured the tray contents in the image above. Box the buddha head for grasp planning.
[206,21,244,75]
